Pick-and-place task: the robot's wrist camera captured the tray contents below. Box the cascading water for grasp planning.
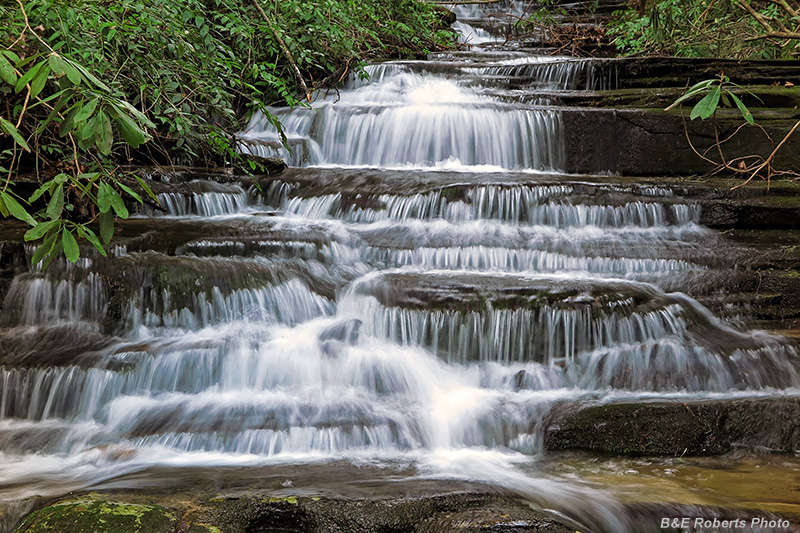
[2,9,799,533]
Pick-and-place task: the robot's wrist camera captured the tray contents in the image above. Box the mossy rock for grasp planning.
[14,498,175,533]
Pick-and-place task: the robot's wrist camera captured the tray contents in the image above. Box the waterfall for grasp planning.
[241,67,564,170]
[2,18,799,533]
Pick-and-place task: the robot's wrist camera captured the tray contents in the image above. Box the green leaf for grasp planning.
[96,110,113,155]
[62,228,80,263]
[730,92,754,125]
[25,219,59,241]
[109,187,129,218]
[0,52,17,86]
[1,192,36,225]
[46,184,65,220]
[98,182,113,213]
[43,239,63,269]
[31,230,59,266]
[62,60,82,85]
[29,179,57,202]
[0,196,9,217]
[99,209,114,244]
[74,97,99,124]
[114,100,155,127]
[690,86,721,120]
[59,105,80,137]
[114,109,148,147]
[64,58,110,91]
[664,79,717,111]
[77,226,107,256]
[1,51,20,64]
[135,175,159,204]
[29,63,50,99]
[48,54,66,76]
[14,60,45,94]
[0,118,30,151]
[117,182,142,203]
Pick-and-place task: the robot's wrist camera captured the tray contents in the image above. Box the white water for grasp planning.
[2,15,799,533]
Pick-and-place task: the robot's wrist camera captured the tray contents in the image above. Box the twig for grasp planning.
[251,0,311,101]
[733,118,800,190]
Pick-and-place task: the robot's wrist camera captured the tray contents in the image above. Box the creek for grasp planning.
[1,6,799,533]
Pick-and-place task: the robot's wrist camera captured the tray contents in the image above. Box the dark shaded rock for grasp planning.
[0,326,115,369]
[562,108,800,177]
[213,493,572,533]
[544,398,800,456]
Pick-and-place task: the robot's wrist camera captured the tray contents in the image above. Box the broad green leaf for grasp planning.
[25,219,59,241]
[14,60,45,94]
[730,92,754,125]
[65,58,110,91]
[74,97,99,124]
[62,228,80,263]
[48,54,66,76]
[43,239,63,269]
[115,109,148,147]
[690,86,721,120]
[117,182,142,203]
[99,209,114,244]
[0,196,8,217]
[1,192,36,225]
[29,179,57,202]
[29,64,50,99]
[0,52,17,86]
[1,51,20,63]
[79,114,98,143]
[58,105,80,137]
[0,118,30,151]
[46,184,65,220]
[664,79,718,111]
[31,230,59,265]
[108,187,129,218]
[135,175,159,203]
[96,110,113,155]
[78,226,107,256]
[98,182,113,213]
[114,100,155,127]
[62,60,82,85]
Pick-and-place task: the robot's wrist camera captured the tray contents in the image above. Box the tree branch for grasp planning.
[736,0,776,33]
[250,0,311,101]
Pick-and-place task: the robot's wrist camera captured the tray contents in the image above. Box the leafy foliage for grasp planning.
[609,0,800,59]
[0,0,454,266]
[665,73,799,188]
[665,75,757,124]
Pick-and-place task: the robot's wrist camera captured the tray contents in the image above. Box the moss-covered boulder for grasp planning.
[14,498,175,533]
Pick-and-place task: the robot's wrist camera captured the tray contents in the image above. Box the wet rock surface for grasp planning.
[544,397,800,456]
[9,466,574,533]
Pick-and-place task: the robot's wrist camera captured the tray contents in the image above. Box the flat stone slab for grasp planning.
[544,397,800,456]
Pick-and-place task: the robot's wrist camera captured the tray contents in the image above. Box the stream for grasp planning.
[1,6,800,533]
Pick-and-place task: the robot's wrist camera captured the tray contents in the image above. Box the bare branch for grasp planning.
[736,0,776,33]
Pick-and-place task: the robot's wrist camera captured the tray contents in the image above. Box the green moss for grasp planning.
[264,496,299,505]
[15,499,175,533]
